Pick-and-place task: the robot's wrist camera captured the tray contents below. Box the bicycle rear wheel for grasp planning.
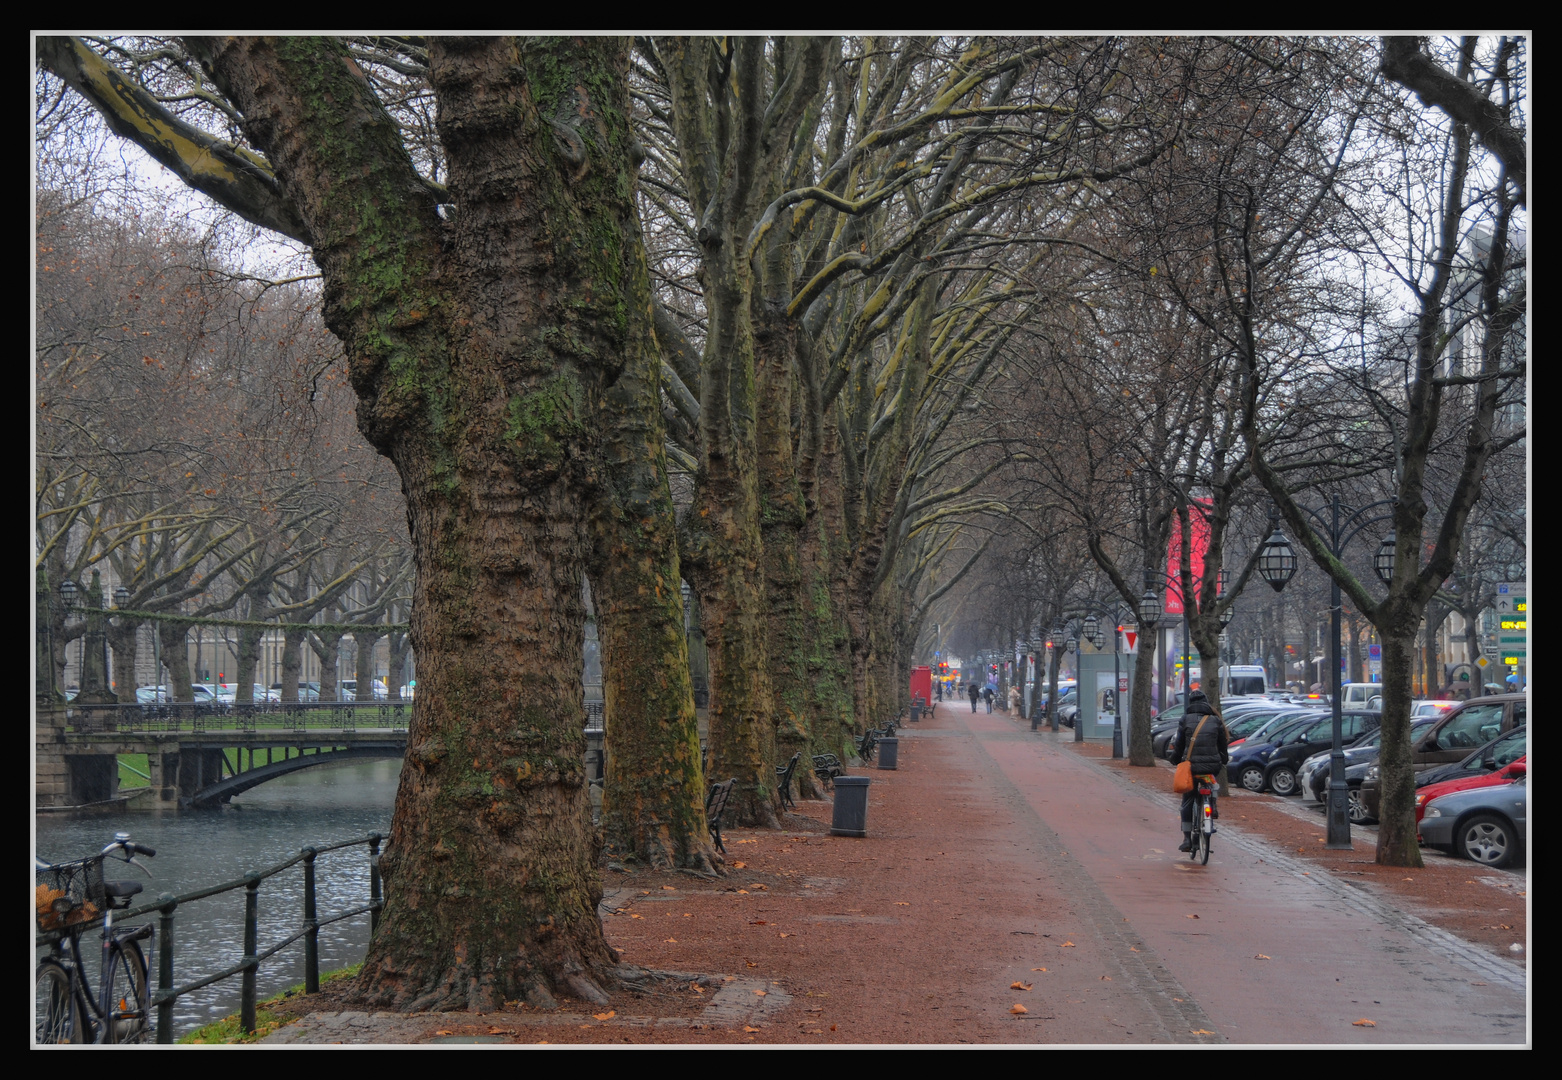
[105,940,149,1043]
[36,958,82,1044]
[1199,821,1211,865]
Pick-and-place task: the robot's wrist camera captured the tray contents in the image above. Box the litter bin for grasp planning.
[830,776,871,836]
[876,737,899,770]
[909,702,921,722]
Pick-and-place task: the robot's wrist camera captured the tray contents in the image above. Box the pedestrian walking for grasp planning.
[1008,685,1021,713]
[967,681,980,713]
[982,685,994,713]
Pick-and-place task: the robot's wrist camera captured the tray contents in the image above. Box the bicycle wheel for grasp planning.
[105,940,149,1044]
[36,958,82,1044]
[1199,820,1211,865]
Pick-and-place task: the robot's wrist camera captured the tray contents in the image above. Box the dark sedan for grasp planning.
[1363,722,1529,819]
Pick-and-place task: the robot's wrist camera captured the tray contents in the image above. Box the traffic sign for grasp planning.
[1121,626,1139,654]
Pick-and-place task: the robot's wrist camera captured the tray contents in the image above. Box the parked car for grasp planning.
[271,681,321,702]
[1300,717,1440,822]
[1152,702,1298,759]
[1236,711,1382,795]
[339,679,357,702]
[190,684,219,705]
[1412,727,1526,820]
[1360,695,1527,818]
[1412,699,1459,720]
[1055,689,1079,727]
[1418,775,1527,868]
[135,685,171,704]
[1225,713,1346,791]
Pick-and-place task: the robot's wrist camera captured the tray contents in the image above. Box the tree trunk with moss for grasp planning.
[591,223,714,871]
[171,35,652,1010]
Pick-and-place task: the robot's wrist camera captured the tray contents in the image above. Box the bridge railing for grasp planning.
[35,833,386,1043]
[62,701,411,735]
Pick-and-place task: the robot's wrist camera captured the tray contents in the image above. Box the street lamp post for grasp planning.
[1257,500,1394,850]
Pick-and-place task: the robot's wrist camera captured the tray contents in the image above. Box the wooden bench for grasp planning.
[705,777,736,855]
[775,752,802,810]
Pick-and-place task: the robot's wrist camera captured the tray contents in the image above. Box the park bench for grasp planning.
[706,777,737,855]
[812,753,846,786]
[855,723,896,762]
[775,752,802,810]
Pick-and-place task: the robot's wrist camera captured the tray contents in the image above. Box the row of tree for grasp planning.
[35,35,1524,1011]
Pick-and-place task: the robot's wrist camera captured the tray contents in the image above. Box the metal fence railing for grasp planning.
[36,833,386,1043]
[62,701,411,735]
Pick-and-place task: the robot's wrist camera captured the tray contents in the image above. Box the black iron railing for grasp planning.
[36,833,385,1043]
[62,701,410,735]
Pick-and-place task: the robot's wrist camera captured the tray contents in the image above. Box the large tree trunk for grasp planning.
[309,629,344,702]
[755,305,818,795]
[190,35,654,1009]
[353,631,381,701]
[1374,632,1424,867]
[279,627,305,702]
[158,620,193,701]
[591,231,714,870]
[1129,639,1157,765]
[108,620,139,704]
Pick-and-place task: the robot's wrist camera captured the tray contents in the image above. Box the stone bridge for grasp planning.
[37,702,410,810]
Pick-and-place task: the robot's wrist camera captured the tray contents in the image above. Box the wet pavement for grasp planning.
[263,702,1528,1046]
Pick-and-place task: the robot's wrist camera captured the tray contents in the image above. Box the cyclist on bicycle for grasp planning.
[1167,690,1229,852]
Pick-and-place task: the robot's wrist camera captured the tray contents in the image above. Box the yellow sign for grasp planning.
[1502,656,1522,666]
[1500,620,1527,630]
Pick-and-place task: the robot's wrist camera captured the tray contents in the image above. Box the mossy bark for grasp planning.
[193,36,649,1010]
[591,212,713,871]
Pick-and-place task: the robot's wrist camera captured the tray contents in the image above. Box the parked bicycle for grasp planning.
[1190,774,1216,865]
[36,833,156,1044]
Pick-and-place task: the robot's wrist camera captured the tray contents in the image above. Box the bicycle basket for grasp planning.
[36,857,105,932]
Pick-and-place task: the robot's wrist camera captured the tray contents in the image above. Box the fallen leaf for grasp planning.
[895,902,911,906]
[1186,914,1200,919]
[1011,1004,1028,1015]
[1352,1019,1375,1027]
[1100,975,1112,981]
[749,884,769,891]
[733,861,747,869]
[1254,954,1271,960]
[662,885,677,891]
[1031,968,1048,972]
[435,1029,453,1036]
[737,889,750,894]
[1011,981,1032,991]
[1129,945,1140,952]
[754,989,767,997]
[630,914,642,919]
[664,938,678,943]
[594,1011,616,1021]
[1191,1028,1215,1035]
[743,1025,762,1033]
[1060,941,1076,948]
[779,933,793,938]
[487,1027,509,1035]
[830,1025,837,1031]
[749,919,768,925]
[1402,877,1413,881]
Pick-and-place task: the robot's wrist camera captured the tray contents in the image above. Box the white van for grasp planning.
[1184,665,1269,699]
[1339,683,1383,709]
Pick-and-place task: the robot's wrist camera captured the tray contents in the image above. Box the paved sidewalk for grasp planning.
[260,701,1528,1046]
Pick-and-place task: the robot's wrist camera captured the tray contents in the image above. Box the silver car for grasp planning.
[1418,775,1527,869]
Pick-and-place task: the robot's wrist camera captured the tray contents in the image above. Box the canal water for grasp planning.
[36,757,398,1039]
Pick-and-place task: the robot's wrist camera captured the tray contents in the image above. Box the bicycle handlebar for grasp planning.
[126,843,156,857]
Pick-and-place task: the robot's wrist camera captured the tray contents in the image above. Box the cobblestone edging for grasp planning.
[260,976,790,1044]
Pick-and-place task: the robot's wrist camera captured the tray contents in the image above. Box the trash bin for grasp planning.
[909,702,921,722]
[830,776,871,837]
[876,737,898,770]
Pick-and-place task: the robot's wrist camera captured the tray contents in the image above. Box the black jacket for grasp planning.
[1168,702,1229,777]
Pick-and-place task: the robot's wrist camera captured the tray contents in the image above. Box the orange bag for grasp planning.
[1171,717,1209,794]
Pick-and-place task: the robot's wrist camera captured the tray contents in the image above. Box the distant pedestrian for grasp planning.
[936,680,944,702]
[1008,685,1021,713]
[982,685,994,713]
[967,681,980,713]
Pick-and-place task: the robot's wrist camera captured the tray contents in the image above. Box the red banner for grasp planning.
[1164,499,1212,615]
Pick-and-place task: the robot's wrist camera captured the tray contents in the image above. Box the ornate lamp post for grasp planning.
[1257,501,1395,849]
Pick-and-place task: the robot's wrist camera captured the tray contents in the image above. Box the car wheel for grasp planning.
[1239,765,1266,793]
[1268,766,1299,796]
[1346,786,1374,825]
[1454,814,1518,868]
